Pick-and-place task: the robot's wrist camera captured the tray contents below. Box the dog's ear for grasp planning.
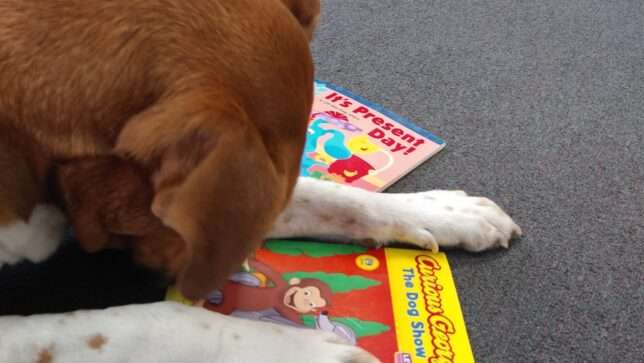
[281,0,321,41]
[54,158,113,253]
[54,156,160,252]
[116,95,301,299]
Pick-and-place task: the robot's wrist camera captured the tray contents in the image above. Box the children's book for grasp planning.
[167,240,474,363]
[303,81,445,191]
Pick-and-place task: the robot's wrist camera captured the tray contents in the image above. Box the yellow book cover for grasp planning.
[167,240,474,363]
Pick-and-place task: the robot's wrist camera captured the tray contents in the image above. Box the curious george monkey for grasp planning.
[204,259,333,324]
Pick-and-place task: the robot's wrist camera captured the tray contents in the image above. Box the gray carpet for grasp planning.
[311,1,643,362]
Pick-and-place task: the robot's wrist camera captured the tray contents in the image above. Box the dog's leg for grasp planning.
[0,131,66,267]
[269,177,522,252]
[0,302,378,363]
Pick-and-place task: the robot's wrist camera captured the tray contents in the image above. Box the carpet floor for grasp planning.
[311,1,643,361]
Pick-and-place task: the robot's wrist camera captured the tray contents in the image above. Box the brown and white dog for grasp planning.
[0,0,521,362]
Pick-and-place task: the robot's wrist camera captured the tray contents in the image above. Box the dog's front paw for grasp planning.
[216,313,379,363]
[388,190,522,252]
[253,328,379,363]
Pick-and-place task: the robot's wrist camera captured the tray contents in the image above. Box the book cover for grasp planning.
[167,240,474,363]
[303,81,445,191]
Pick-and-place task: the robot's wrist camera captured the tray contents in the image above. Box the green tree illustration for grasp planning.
[282,271,380,293]
[301,316,390,338]
[264,240,367,258]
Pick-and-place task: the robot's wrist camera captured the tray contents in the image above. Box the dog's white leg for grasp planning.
[0,204,67,267]
[0,302,378,363]
[270,177,522,252]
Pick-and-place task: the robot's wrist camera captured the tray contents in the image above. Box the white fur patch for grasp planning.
[270,177,522,252]
[0,302,378,363]
[0,204,67,267]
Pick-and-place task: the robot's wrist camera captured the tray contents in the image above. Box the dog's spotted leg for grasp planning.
[270,177,522,252]
[0,302,379,363]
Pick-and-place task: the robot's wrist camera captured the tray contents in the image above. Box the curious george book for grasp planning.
[301,81,445,191]
[167,240,475,363]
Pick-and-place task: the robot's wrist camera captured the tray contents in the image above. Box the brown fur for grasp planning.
[53,156,188,277]
[0,0,320,299]
[282,0,321,40]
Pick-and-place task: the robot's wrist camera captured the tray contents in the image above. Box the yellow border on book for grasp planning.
[385,249,475,363]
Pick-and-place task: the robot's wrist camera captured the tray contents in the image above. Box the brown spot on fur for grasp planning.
[282,213,293,224]
[87,334,108,350]
[200,322,211,330]
[37,347,54,363]
[357,238,379,248]
[320,214,333,222]
[344,217,357,226]
[233,333,241,340]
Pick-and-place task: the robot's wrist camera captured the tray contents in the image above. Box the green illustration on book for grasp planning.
[264,240,367,258]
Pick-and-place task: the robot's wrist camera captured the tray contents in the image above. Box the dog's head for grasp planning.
[54,0,319,300]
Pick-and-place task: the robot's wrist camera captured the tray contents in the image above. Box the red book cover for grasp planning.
[167,240,474,363]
